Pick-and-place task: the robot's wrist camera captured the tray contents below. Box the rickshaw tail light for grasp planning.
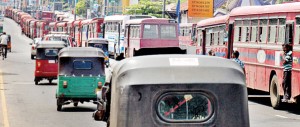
[98,82,102,89]
[63,81,68,88]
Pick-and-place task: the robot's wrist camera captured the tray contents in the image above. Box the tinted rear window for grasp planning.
[157,92,213,122]
[73,60,93,70]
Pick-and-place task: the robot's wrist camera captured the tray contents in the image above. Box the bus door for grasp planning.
[201,29,206,55]
[125,25,130,57]
[227,24,234,59]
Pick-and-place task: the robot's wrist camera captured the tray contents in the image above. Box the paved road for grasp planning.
[1,17,300,127]
[0,18,106,127]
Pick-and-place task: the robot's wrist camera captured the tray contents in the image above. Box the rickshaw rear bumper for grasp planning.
[35,71,58,78]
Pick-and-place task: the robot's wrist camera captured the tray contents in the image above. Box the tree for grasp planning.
[124,0,175,18]
[75,0,86,16]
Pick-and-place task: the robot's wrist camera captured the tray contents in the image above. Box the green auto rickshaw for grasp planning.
[56,47,106,111]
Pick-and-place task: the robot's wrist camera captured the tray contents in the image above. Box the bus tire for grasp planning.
[270,75,282,109]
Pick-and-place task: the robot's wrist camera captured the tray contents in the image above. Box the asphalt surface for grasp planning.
[0,18,106,127]
[1,17,300,127]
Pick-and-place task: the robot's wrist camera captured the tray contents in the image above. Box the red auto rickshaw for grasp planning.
[34,41,66,85]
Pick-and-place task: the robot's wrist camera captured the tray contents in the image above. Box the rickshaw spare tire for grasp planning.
[31,55,34,60]
[270,75,282,109]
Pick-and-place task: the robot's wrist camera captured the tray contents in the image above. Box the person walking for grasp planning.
[0,32,9,58]
[232,50,245,74]
[281,44,292,102]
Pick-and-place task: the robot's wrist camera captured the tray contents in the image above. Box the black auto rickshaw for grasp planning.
[93,55,249,127]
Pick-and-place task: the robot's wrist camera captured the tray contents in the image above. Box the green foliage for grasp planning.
[75,0,86,16]
[124,0,174,18]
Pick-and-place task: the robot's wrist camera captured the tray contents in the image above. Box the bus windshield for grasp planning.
[143,24,177,39]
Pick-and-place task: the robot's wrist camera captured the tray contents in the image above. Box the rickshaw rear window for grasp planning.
[45,49,58,56]
[157,93,213,122]
[73,60,93,70]
[88,43,108,52]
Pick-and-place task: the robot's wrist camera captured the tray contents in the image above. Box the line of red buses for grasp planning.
[5,8,185,60]
[192,2,300,109]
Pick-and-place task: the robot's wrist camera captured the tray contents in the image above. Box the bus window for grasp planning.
[197,29,202,46]
[213,27,219,45]
[277,18,286,44]
[143,24,158,39]
[206,28,211,46]
[161,25,176,39]
[268,19,278,44]
[136,26,140,38]
[250,20,258,43]
[234,20,242,43]
[219,25,225,45]
[259,19,268,43]
[295,18,300,44]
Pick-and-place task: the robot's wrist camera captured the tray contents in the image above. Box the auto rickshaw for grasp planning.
[87,38,109,67]
[93,55,249,127]
[34,41,66,85]
[56,47,106,111]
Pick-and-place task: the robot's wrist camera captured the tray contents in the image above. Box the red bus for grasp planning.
[228,3,300,109]
[29,20,38,38]
[20,15,32,32]
[179,23,196,46]
[5,8,13,18]
[80,18,104,47]
[197,3,300,109]
[36,21,49,38]
[196,15,229,57]
[67,20,75,37]
[49,22,59,32]
[74,20,82,47]
[12,9,21,22]
[179,23,197,54]
[124,18,185,58]
[56,21,68,32]
[36,11,55,22]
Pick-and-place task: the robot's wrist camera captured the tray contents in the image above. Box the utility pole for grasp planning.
[162,0,166,18]
[74,0,76,20]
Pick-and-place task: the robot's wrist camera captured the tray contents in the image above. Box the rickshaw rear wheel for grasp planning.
[73,103,78,107]
[35,80,38,85]
[57,105,62,111]
[270,75,282,109]
[57,98,63,111]
[49,79,53,84]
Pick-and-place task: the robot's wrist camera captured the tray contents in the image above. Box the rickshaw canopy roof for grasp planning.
[87,38,108,44]
[58,47,105,58]
[112,55,245,86]
[37,41,66,48]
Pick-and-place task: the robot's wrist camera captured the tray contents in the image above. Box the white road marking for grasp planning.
[275,115,288,119]
[0,70,10,127]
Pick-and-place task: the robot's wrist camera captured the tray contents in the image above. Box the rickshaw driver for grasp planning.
[0,32,9,58]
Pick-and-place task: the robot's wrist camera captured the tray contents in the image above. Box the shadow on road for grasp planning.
[36,82,58,86]
[249,94,300,115]
[61,106,96,112]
